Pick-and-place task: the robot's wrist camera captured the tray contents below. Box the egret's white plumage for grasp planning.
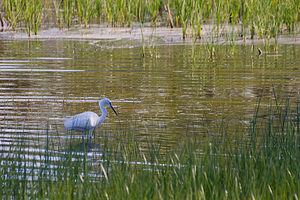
[64,98,118,139]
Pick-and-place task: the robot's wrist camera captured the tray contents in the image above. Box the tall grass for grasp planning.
[0,100,299,199]
[24,0,42,36]
[4,0,27,30]
[77,0,94,27]
[4,0,42,36]
[1,0,299,39]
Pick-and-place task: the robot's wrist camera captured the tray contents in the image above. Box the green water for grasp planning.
[0,35,299,175]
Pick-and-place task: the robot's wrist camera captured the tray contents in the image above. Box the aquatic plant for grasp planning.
[0,99,299,199]
[1,0,298,39]
[53,0,63,27]
[78,0,95,27]
[4,0,24,30]
[24,0,42,36]
[4,0,42,35]
[140,24,145,57]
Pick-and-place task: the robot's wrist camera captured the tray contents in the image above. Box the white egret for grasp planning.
[64,98,118,140]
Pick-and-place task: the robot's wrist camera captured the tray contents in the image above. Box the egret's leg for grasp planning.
[88,129,93,140]
[81,132,84,141]
[88,135,92,144]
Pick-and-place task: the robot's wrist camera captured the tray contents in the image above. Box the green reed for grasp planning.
[4,0,24,30]
[64,0,75,28]
[76,0,96,27]
[24,0,42,36]
[1,0,299,40]
[4,0,42,36]
[140,24,145,57]
[0,99,299,199]
[53,0,63,27]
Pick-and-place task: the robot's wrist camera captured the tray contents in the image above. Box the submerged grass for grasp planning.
[0,101,299,199]
[1,0,299,39]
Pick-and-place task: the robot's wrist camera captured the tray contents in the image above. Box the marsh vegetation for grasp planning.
[1,101,299,199]
[1,0,299,40]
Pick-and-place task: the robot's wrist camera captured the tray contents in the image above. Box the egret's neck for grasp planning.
[97,101,107,126]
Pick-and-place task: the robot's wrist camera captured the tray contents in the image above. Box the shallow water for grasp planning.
[0,33,299,178]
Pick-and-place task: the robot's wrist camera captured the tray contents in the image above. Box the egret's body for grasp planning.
[64,98,118,140]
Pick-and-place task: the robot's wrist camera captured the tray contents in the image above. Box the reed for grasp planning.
[4,0,24,30]
[63,0,75,28]
[24,0,42,36]
[140,24,145,57]
[77,0,96,27]
[53,0,63,27]
[1,0,299,39]
[0,99,299,199]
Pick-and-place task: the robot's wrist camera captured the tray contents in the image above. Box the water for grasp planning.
[0,35,299,179]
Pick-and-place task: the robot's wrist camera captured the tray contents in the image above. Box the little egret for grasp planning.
[64,98,118,140]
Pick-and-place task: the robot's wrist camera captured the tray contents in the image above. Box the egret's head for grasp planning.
[101,98,111,105]
[101,98,118,116]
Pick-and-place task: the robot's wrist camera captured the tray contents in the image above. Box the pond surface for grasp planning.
[0,32,299,178]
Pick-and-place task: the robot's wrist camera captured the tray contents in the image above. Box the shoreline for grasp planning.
[0,25,299,47]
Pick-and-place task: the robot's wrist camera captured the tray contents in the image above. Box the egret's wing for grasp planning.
[64,112,98,132]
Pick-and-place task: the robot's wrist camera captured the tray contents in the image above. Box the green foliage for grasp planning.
[4,0,42,36]
[24,0,42,36]
[0,101,299,199]
[4,0,24,30]
[2,0,299,39]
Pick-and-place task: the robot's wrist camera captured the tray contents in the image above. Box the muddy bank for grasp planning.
[0,25,299,47]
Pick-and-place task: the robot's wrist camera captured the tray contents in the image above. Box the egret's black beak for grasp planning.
[110,103,118,116]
